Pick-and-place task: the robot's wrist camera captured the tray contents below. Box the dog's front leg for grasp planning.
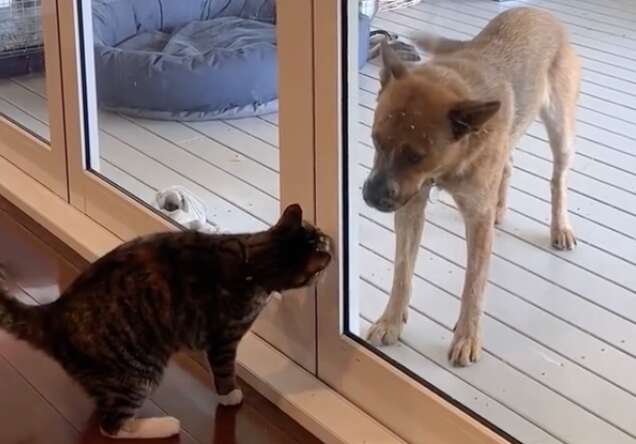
[367,187,430,346]
[448,210,495,367]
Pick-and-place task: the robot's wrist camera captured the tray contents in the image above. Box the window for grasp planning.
[0,0,66,197]
[319,1,636,443]
[0,0,49,140]
[64,0,319,370]
[77,0,280,235]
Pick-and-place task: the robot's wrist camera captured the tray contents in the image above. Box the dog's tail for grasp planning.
[0,265,47,349]
[411,31,468,55]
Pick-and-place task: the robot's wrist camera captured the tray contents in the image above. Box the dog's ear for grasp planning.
[448,100,501,139]
[380,40,407,87]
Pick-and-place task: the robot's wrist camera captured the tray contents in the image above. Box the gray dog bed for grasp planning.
[92,0,278,121]
[92,0,372,121]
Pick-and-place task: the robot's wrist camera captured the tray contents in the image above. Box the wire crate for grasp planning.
[378,0,421,12]
[0,0,44,77]
[360,0,422,19]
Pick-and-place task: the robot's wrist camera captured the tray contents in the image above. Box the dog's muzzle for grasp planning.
[362,173,401,212]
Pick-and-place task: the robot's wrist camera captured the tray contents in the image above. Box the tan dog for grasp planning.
[362,7,580,366]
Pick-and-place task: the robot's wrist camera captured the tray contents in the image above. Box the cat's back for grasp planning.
[52,231,225,334]
[64,231,212,295]
[47,231,225,356]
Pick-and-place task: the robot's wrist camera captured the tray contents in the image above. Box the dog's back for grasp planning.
[413,7,580,140]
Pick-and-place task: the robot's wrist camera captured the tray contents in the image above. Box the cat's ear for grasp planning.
[275,204,303,232]
[304,251,332,277]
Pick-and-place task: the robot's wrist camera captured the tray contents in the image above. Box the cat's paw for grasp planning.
[101,417,181,439]
[217,388,244,406]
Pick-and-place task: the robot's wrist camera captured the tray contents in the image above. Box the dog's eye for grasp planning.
[405,149,424,164]
[373,140,388,153]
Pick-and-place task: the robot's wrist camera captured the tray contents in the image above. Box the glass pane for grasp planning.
[0,0,50,141]
[344,0,636,442]
[79,0,279,233]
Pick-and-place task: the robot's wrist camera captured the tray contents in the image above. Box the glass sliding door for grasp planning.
[317,1,636,443]
[316,1,511,441]
[0,0,67,198]
[59,0,318,370]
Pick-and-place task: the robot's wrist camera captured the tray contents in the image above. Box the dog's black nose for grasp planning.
[363,174,399,212]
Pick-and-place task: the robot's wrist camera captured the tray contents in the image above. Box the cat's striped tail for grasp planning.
[411,31,468,55]
[0,265,46,348]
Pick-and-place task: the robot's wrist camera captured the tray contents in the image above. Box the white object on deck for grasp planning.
[153,185,220,233]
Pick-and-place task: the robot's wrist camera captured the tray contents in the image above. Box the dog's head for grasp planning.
[362,42,500,212]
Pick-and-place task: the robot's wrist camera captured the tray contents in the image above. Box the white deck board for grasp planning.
[466,0,636,49]
[184,120,279,171]
[360,276,635,444]
[375,11,636,82]
[360,264,636,443]
[387,8,636,73]
[357,315,562,444]
[355,171,636,380]
[99,130,268,233]
[135,119,279,198]
[99,112,278,227]
[0,95,49,140]
[2,1,636,442]
[546,0,636,21]
[0,79,49,140]
[100,159,157,203]
[228,117,280,147]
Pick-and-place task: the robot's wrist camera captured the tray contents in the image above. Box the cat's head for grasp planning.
[268,204,333,290]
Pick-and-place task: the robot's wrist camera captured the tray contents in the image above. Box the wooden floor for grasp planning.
[1,0,636,443]
[0,197,320,444]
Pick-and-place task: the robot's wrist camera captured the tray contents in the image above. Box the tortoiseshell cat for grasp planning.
[0,204,331,439]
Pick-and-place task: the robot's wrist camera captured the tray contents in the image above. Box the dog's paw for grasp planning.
[551,225,577,251]
[367,315,405,346]
[448,329,482,367]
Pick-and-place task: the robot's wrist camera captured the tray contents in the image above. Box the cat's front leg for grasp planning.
[207,340,243,406]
